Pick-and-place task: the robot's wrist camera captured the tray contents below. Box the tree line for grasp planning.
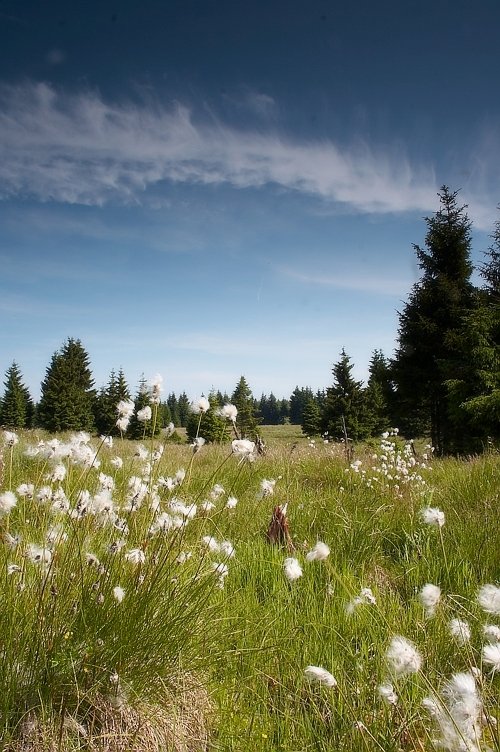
[1,187,498,454]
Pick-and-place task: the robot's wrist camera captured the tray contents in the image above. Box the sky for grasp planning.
[1,0,499,402]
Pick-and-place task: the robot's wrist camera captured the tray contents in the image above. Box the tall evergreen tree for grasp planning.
[94,368,131,435]
[289,386,314,425]
[0,362,34,428]
[37,338,95,432]
[364,350,393,435]
[231,376,259,438]
[301,398,322,437]
[392,187,475,454]
[177,392,191,427]
[128,375,161,439]
[186,391,230,444]
[321,349,368,441]
[445,216,500,450]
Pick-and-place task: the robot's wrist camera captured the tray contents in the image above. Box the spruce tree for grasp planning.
[289,386,315,425]
[321,349,368,441]
[445,217,500,450]
[301,398,322,437]
[94,368,131,435]
[0,362,34,428]
[392,187,475,454]
[37,338,95,432]
[177,392,191,427]
[364,350,393,435]
[128,375,161,439]
[231,376,259,438]
[186,392,230,443]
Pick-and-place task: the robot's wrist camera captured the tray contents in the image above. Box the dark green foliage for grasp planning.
[37,339,95,432]
[301,398,322,436]
[289,386,315,425]
[231,376,259,438]
[445,218,500,450]
[392,187,475,453]
[127,375,161,439]
[321,349,369,441]
[0,362,34,428]
[177,392,191,427]
[364,350,394,435]
[94,368,131,436]
[185,392,230,443]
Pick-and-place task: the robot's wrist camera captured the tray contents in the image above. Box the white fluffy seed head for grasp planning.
[284,557,303,582]
[477,584,500,616]
[385,636,422,677]
[304,665,337,688]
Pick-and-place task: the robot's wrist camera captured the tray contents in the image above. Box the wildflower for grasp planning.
[385,636,422,677]
[306,541,330,562]
[192,397,210,414]
[483,643,500,674]
[116,417,130,433]
[220,403,238,422]
[420,506,445,528]
[226,496,238,509]
[346,587,376,614]
[378,683,398,706]
[48,463,66,482]
[117,399,135,418]
[85,553,101,567]
[137,406,152,422]
[483,624,500,643]
[210,483,225,500]
[25,544,52,565]
[113,586,125,603]
[149,373,163,404]
[16,483,34,498]
[202,536,220,553]
[4,430,19,446]
[0,491,17,517]
[7,564,21,575]
[304,665,337,688]
[2,531,21,548]
[449,618,471,646]
[232,439,255,459]
[419,583,441,618]
[110,456,123,469]
[423,672,482,752]
[191,437,206,452]
[124,548,146,565]
[101,435,113,447]
[176,551,192,564]
[220,540,235,558]
[259,478,276,498]
[477,584,500,616]
[284,557,303,583]
[212,561,229,588]
[200,500,215,512]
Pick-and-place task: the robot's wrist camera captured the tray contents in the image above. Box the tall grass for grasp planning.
[1,426,499,751]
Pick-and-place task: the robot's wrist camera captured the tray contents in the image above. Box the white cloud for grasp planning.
[0,81,497,227]
[0,81,440,215]
[278,264,414,296]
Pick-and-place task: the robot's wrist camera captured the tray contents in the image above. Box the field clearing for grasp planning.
[1,427,499,751]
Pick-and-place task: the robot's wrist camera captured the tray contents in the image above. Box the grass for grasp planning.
[0,425,499,751]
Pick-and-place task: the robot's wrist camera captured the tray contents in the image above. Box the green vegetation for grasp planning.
[1,424,499,750]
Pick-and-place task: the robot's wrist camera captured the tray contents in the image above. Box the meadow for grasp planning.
[0,420,499,751]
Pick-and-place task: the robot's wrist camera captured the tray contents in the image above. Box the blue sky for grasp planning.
[1,0,499,401]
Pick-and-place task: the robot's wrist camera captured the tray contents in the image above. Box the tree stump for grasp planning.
[266,505,294,550]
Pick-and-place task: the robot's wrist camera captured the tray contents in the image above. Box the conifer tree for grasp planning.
[37,338,95,432]
[0,362,34,428]
[364,350,393,435]
[128,375,161,439]
[392,187,475,453]
[186,392,230,443]
[301,398,322,436]
[289,386,314,425]
[321,349,369,441]
[231,376,259,438]
[167,393,180,426]
[177,392,191,427]
[445,216,500,449]
[94,368,131,435]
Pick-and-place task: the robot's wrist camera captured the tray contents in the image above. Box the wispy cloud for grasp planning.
[0,81,443,216]
[278,264,414,296]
